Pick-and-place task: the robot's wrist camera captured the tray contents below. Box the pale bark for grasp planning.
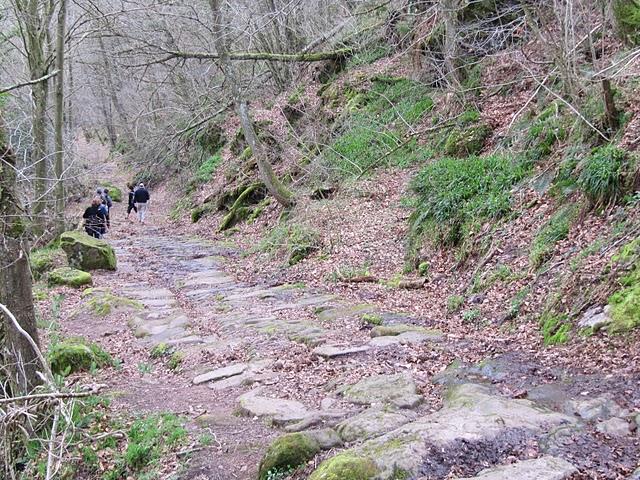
[54,0,67,234]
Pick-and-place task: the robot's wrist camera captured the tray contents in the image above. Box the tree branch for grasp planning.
[162,48,353,63]
[0,70,59,95]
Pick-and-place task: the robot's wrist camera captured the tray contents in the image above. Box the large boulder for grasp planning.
[60,231,116,271]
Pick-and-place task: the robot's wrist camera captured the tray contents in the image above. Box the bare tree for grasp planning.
[0,111,43,397]
[54,0,67,233]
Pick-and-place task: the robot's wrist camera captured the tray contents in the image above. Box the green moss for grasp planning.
[540,312,570,346]
[48,267,92,288]
[417,262,429,277]
[370,324,439,337]
[258,433,320,479]
[60,231,117,271]
[361,313,383,326]
[258,223,319,266]
[309,453,378,480]
[608,239,640,332]
[150,343,170,358]
[444,123,492,157]
[30,247,65,279]
[48,337,113,376]
[82,289,142,316]
[191,203,215,223]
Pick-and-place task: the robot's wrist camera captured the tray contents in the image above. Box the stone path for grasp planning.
[95,231,638,479]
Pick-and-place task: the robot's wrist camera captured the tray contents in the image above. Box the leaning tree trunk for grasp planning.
[54,0,67,234]
[0,112,43,396]
[208,0,294,208]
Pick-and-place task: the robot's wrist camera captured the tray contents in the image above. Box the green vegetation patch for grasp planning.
[608,239,640,332]
[444,122,492,157]
[30,246,65,279]
[259,223,320,265]
[324,77,434,176]
[411,154,530,247]
[48,267,92,288]
[101,183,123,202]
[614,0,640,44]
[48,337,113,376]
[447,295,465,313]
[309,453,378,480]
[577,144,631,207]
[196,153,223,183]
[104,413,188,479]
[540,312,571,346]
[82,288,143,316]
[529,204,579,268]
[259,433,320,480]
[525,103,568,161]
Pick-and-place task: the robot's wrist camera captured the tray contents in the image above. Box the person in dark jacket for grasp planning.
[103,188,113,228]
[133,182,150,224]
[126,184,137,219]
[83,197,107,238]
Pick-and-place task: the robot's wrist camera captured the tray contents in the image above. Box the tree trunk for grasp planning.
[54,0,67,234]
[441,0,462,89]
[0,113,43,396]
[98,36,137,150]
[602,79,619,131]
[208,0,294,208]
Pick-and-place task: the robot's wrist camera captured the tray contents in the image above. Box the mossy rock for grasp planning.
[101,183,123,202]
[444,122,492,157]
[81,288,143,316]
[608,239,640,332]
[370,324,438,338]
[48,337,112,376]
[191,204,215,223]
[309,453,378,480]
[258,432,321,479]
[48,267,92,288]
[614,0,640,45]
[60,231,117,271]
[30,247,65,279]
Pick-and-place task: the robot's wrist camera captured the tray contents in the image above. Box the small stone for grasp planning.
[193,363,247,385]
[596,417,631,436]
[567,395,626,421]
[313,345,370,358]
[236,388,309,425]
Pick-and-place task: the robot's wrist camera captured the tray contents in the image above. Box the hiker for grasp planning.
[83,196,107,238]
[126,184,138,219]
[103,188,113,228]
[133,182,150,224]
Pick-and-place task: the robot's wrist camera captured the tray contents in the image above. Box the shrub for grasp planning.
[444,123,492,157]
[577,145,630,207]
[324,77,433,176]
[411,154,530,247]
[462,308,481,322]
[529,204,579,268]
[525,104,568,161]
[614,0,640,45]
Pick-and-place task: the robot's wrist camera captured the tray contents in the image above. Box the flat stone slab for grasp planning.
[370,324,441,338]
[369,331,441,348]
[312,383,577,479]
[313,345,370,358]
[458,456,578,480]
[337,409,412,442]
[341,374,422,409]
[193,363,248,385]
[237,388,310,425]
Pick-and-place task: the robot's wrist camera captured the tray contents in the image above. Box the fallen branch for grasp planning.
[397,278,426,290]
[341,275,378,284]
[0,385,104,405]
[163,48,354,63]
